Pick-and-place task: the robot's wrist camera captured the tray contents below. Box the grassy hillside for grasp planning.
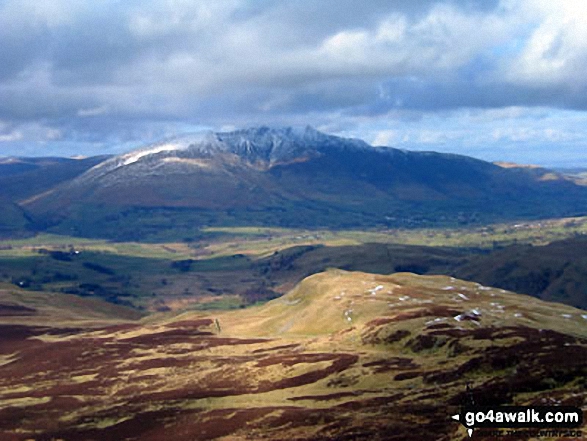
[0,197,30,238]
[0,270,585,440]
[454,236,587,309]
[180,269,587,339]
[0,283,142,325]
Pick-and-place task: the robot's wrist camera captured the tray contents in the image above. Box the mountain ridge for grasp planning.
[15,126,587,240]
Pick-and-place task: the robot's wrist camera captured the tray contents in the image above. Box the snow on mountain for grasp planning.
[121,144,186,166]
[87,126,372,177]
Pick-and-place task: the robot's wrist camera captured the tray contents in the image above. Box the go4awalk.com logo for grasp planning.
[452,405,583,438]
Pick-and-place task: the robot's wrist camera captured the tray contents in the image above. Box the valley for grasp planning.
[1,216,587,312]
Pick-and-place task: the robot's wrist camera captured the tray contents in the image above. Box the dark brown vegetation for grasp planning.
[0,271,585,440]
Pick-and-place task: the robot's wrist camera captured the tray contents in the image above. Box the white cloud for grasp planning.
[503,0,587,87]
[0,0,587,166]
[0,130,22,142]
[372,129,399,146]
[77,106,109,117]
[314,4,513,77]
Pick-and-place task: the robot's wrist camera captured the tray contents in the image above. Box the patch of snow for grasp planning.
[581,314,587,320]
[425,317,447,326]
[121,143,184,166]
[561,314,572,319]
[398,296,410,301]
[367,285,384,295]
[457,293,469,301]
[454,309,481,322]
[514,313,523,318]
[490,303,505,313]
[442,286,455,290]
[161,157,210,167]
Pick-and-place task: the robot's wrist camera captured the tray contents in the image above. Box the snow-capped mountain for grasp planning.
[21,126,587,240]
[82,126,370,180]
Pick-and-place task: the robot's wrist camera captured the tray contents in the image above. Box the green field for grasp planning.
[1,216,587,312]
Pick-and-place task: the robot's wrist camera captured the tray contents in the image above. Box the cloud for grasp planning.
[372,130,400,146]
[0,130,23,143]
[0,0,586,165]
[77,106,109,117]
[502,1,587,89]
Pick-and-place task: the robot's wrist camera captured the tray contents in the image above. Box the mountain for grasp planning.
[21,127,587,240]
[0,156,109,236]
[0,195,29,237]
[0,270,585,440]
[0,156,109,202]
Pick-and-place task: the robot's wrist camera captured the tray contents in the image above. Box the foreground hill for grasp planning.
[0,270,585,440]
[0,283,142,326]
[21,127,587,240]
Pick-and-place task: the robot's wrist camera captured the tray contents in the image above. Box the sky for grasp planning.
[1,0,587,167]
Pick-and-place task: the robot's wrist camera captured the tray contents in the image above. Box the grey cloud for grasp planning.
[0,0,586,162]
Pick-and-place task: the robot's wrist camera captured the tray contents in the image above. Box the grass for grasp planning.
[1,215,587,312]
[198,216,587,257]
[0,269,585,440]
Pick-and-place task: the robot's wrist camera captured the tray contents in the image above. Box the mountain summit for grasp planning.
[83,126,369,178]
[22,127,587,240]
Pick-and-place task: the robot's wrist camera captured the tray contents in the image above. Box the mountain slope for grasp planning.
[453,236,587,309]
[22,127,587,240]
[0,283,142,325]
[0,156,108,236]
[0,156,109,202]
[0,196,30,237]
[0,270,585,440]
